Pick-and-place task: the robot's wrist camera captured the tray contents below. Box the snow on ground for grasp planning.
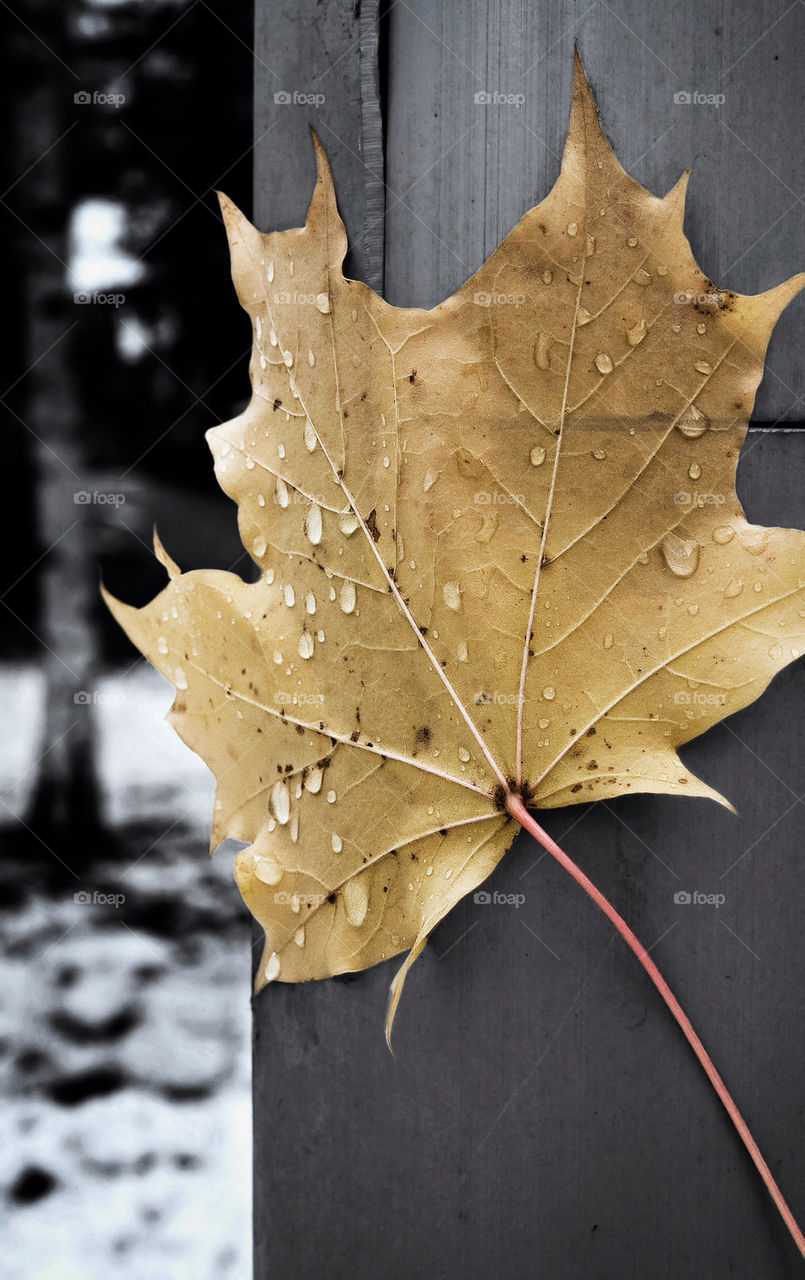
[0,664,253,1278]
[0,661,215,828]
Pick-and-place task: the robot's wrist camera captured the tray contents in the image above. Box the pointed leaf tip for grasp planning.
[303,132,348,264]
[571,45,599,116]
[153,527,181,580]
[756,271,805,321]
[561,44,627,189]
[666,168,691,206]
[572,45,589,86]
[216,189,240,222]
[385,935,429,1050]
[217,190,258,246]
[310,129,332,179]
[306,133,337,217]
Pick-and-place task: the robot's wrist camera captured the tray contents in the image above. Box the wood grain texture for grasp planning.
[383,0,804,420]
[252,4,805,1276]
[253,0,384,288]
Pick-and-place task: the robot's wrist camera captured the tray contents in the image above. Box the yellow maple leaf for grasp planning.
[107,56,804,1013]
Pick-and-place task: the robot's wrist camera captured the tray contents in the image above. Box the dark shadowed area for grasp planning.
[1,2,255,1275]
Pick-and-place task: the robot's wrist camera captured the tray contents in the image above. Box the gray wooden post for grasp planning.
[252,5,805,1276]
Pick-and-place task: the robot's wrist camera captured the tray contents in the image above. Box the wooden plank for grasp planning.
[251,4,384,1277]
[251,5,805,1276]
[384,0,804,420]
[253,0,384,288]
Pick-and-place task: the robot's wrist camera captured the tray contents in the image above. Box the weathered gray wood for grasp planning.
[253,0,384,289]
[252,4,805,1276]
[384,0,804,420]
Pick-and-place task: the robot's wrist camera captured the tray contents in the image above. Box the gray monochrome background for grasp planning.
[2,1,805,1279]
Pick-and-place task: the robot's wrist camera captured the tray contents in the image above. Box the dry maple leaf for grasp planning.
[108,56,804,999]
[106,53,805,1250]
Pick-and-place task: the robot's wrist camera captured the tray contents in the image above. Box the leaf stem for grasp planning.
[506,793,805,1260]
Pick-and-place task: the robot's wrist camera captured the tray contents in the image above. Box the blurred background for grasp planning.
[0,1,256,1275]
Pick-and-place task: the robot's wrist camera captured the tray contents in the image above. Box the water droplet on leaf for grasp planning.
[344,878,368,927]
[305,502,323,546]
[627,318,646,346]
[739,529,769,556]
[534,333,552,370]
[676,405,708,438]
[712,526,735,545]
[271,779,290,825]
[661,532,700,578]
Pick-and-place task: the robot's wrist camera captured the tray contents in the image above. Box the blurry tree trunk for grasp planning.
[19,2,102,852]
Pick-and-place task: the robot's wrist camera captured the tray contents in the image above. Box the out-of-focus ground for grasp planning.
[0,663,253,1280]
